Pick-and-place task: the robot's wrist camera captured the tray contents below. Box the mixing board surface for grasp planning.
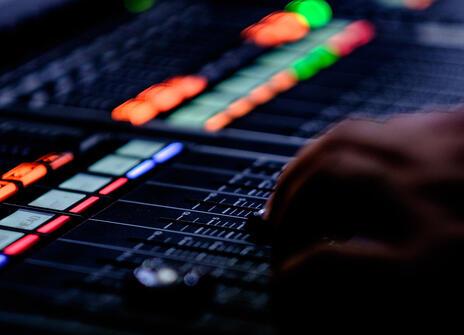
[0,0,463,333]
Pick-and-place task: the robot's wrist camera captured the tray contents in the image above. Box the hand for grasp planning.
[267,110,464,326]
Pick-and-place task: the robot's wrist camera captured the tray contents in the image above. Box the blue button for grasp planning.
[153,143,184,164]
[126,159,156,180]
[0,254,8,269]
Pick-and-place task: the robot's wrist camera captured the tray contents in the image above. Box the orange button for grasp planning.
[2,162,48,187]
[0,181,18,202]
[204,113,233,132]
[225,98,255,118]
[138,84,184,112]
[112,99,159,126]
[38,152,74,170]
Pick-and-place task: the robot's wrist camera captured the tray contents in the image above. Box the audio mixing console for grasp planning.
[0,0,462,333]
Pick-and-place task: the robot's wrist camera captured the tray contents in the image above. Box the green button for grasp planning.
[89,155,140,176]
[29,190,86,211]
[116,140,166,158]
[0,210,53,230]
[0,229,24,249]
[59,173,111,193]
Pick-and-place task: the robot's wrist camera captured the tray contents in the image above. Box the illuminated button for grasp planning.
[3,162,48,187]
[0,254,8,269]
[0,209,53,230]
[237,64,280,79]
[69,196,100,214]
[124,0,156,13]
[225,98,256,118]
[99,177,128,195]
[126,160,156,179]
[286,0,333,28]
[153,143,184,163]
[3,234,40,256]
[215,76,264,95]
[204,114,233,132]
[59,173,111,193]
[29,189,86,211]
[38,152,74,170]
[0,181,18,202]
[112,99,158,126]
[258,49,305,66]
[0,229,24,250]
[166,75,208,99]
[244,12,310,47]
[37,215,71,234]
[269,71,298,93]
[249,84,278,104]
[194,92,239,108]
[138,84,184,113]
[116,140,166,159]
[88,155,141,176]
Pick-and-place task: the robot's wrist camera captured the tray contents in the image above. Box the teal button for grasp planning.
[116,140,166,159]
[89,155,140,176]
[29,190,86,211]
[59,173,111,193]
[0,209,53,230]
[0,229,24,249]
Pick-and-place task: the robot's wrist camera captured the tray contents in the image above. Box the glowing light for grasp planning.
[112,99,158,126]
[3,235,40,256]
[0,181,18,202]
[2,163,48,187]
[286,0,333,28]
[99,177,129,195]
[124,0,156,13]
[38,152,74,171]
[153,143,184,163]
[0,254,8,269]
[37,215,71,234]
[69,196,100,214]
[243,11,310,47]
[126,159,156,179]
[204,114,233,132]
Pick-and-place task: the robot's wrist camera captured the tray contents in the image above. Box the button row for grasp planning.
[111,0,334,126]
[0,152,74,202]
[203,20,375,132]
[0,139,185,266]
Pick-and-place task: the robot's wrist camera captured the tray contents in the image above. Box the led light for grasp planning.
[286,0,333,28]
[99,177,129,195]
[126,160,156,179]
[243,11,310,47]
[153,143,184,163]
[38,152,74,170]
[204,114,233,132]
[0,254,8,269]
[225,98,255,118]
[112,99,158,126]
[3,234,40,256]
[37,215,71,234]
[0,181,18,202]
[69,196,100,214]
[138,84,184,112]
[3,162,48,187]
[124,0,156,13]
